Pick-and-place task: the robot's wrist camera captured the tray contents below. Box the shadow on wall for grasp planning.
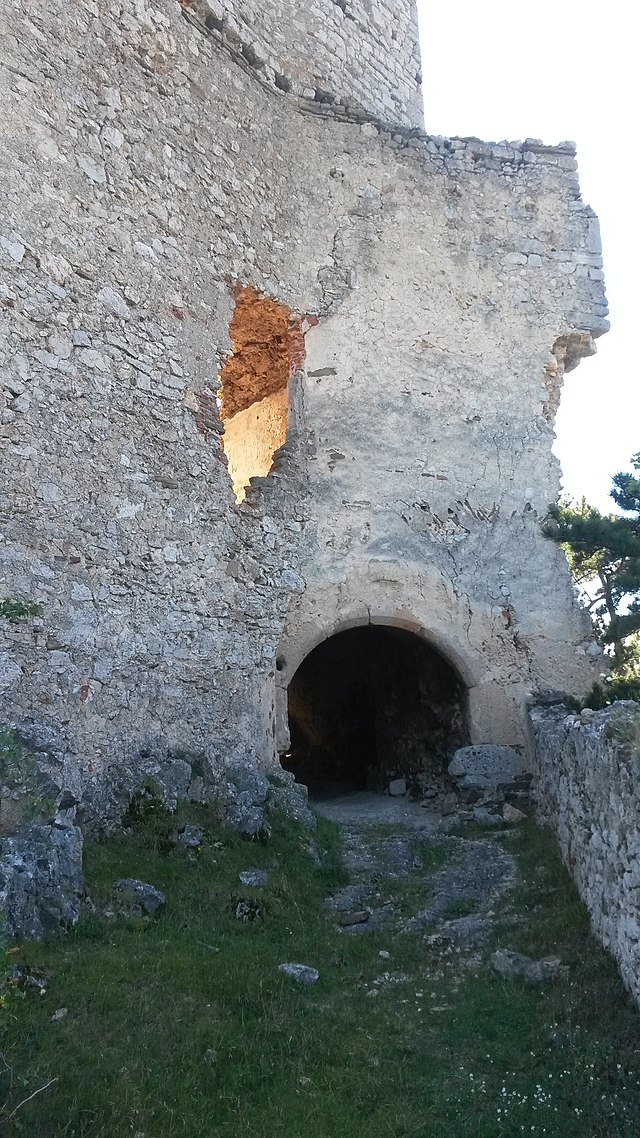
[283,626,469,795]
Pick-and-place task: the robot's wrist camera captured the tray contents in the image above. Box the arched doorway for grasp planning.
[282,625,469,796]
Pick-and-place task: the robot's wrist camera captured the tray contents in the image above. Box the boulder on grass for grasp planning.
[278,962,319,984]
[114,878,166,917]
[490,948,567,983]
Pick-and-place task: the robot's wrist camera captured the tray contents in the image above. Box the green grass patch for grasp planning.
[440,895,479,920]
[1,808,639,1136]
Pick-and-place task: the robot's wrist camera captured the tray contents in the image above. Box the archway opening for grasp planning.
[283,625,469,796]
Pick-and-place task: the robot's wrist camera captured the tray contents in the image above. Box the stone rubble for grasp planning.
[319,795,516,944]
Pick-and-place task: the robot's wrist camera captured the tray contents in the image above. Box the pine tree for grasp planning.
[546,452,640,704]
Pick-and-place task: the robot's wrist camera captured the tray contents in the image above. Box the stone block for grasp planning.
[448,745,529,791]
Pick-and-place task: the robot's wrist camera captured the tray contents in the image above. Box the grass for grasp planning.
[440,895,479,920]
[0,805,639,1137]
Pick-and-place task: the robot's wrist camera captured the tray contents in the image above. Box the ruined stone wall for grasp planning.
[275,130,608,752]
[0,0,325,820]
[0,0,607,823]
[191,0,424,126]
[531,704,640,1007]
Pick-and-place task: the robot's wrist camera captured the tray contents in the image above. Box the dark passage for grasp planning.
[283,626,469,796]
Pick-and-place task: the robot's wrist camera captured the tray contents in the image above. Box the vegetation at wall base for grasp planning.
[0,728,57,828]
[1,804,639,1136]
[579,669,640,710]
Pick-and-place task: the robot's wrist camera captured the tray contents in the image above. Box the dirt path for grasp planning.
[315,791,517,950]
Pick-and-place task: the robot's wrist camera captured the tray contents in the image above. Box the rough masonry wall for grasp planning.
[0,0,326,821]
[187,0,423,126]
[276,129,608,751]
[0,0,607,824]
[531,705,640,1007]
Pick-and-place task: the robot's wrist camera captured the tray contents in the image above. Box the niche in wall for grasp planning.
[219,286,307,502]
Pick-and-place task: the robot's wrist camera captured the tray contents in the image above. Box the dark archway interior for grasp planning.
[283,626,469,796]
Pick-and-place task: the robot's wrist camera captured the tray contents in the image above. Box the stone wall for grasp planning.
[191,0,424,127]
[1,0,608,826]
[531,704,640,1006]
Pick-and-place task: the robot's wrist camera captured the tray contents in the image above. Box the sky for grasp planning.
[417,0,639,512]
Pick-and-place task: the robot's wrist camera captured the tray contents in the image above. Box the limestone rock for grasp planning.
[224,798,272,841]
[278,962,319,984]
[530,703,640,1007]
[339,910,370,926]
[171,824,203,849]
[490,948,567,983]
[239,867,269,888]
[502,803,527,823]
[114,878,166,917]
[267,783,316,829]
[155,759,193,811]
[441,792,458,816]
[0,817,84,941]
[97,286,129,318]
[225,762,269,805]
[472,806,504,827]
[448,746,529,791]
[388,778,407,797]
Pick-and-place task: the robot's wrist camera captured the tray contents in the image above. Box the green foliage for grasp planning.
[0,807,639,1136]
[580,675,640,711]
[570,634,640,709]
[122,779,171,831]
[440,895,479,920]
[606,703,640,755]
[0,944,14,1015]
[546,452,640,698]
[0,728,54,826]
[0,600,43,621]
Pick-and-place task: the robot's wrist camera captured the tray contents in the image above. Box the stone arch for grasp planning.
[274,567,532,766]
[281,618,471,793]
[277,608,478,690]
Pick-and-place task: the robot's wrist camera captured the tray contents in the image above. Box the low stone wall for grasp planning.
[530,703,640,1005]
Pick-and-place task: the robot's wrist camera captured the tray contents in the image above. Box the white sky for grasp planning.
[417,0,639,512]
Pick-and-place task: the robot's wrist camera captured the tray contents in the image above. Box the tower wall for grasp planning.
[189,0,424,126]
[0,0,607,823]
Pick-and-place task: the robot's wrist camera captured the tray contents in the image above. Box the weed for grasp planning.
[0,600,43,621]
[0,808,638,1136]
[0,728,55,828]
[441,895,478,919]
[606,703,640,754]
